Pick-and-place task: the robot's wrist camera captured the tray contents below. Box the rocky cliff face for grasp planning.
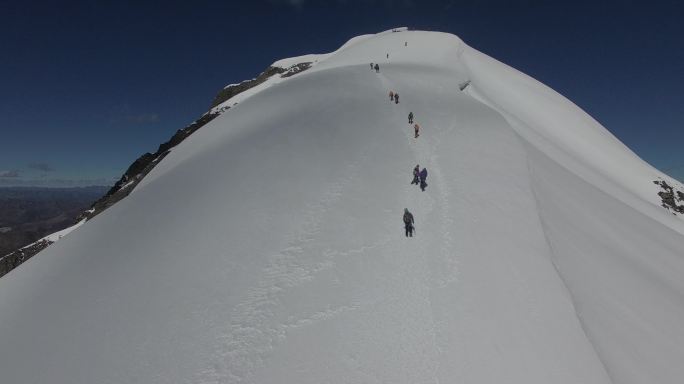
[654,179,684,214]
[0,61,313,278]
[1,239,52,277]
[76,111,221,223]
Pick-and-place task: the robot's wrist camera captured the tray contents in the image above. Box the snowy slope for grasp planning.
[2,29,684,384]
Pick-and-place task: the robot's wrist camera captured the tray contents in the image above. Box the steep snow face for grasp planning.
[2,30,684,384]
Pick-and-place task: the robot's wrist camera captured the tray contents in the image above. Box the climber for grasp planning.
[375,63,380,73]
[411,164,420,185]
[389,90,394,101]
[370,62,374,70]
[403,208,415,237]
[408,111,414,124]
[414,123,420,138]
[419,168,428,192]
[394,92,399,104]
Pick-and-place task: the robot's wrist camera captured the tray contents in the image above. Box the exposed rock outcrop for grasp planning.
[210,66,287,108]
[281,62,312,78]
[209,62,313,108]
[654,179,684,214]
[0,240,51,277]
[78,111,222,222]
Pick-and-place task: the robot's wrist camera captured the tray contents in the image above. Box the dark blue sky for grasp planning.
[1,0,683,186]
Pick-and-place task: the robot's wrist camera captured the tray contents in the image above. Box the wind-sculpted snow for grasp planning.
[1,29,684,384]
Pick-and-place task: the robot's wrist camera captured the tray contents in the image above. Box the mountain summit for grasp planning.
[2,29,684,384]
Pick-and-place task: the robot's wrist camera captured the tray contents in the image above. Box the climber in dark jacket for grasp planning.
[375,63,380,73]
[419,168,428,191]
[411,164,420,185]
[394,92,399,104]
[408,111,414,124]
[403,208,415,237]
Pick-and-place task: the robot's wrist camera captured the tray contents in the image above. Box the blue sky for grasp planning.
[1,0,683,186]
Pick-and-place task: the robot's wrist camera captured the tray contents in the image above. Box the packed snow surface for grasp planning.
[2,30,684,384]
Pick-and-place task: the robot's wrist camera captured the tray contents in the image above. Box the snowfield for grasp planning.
[1,29,684,384]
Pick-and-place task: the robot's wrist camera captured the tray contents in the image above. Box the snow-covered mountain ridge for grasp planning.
[2,28,684,384]
[0,49,318,276]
